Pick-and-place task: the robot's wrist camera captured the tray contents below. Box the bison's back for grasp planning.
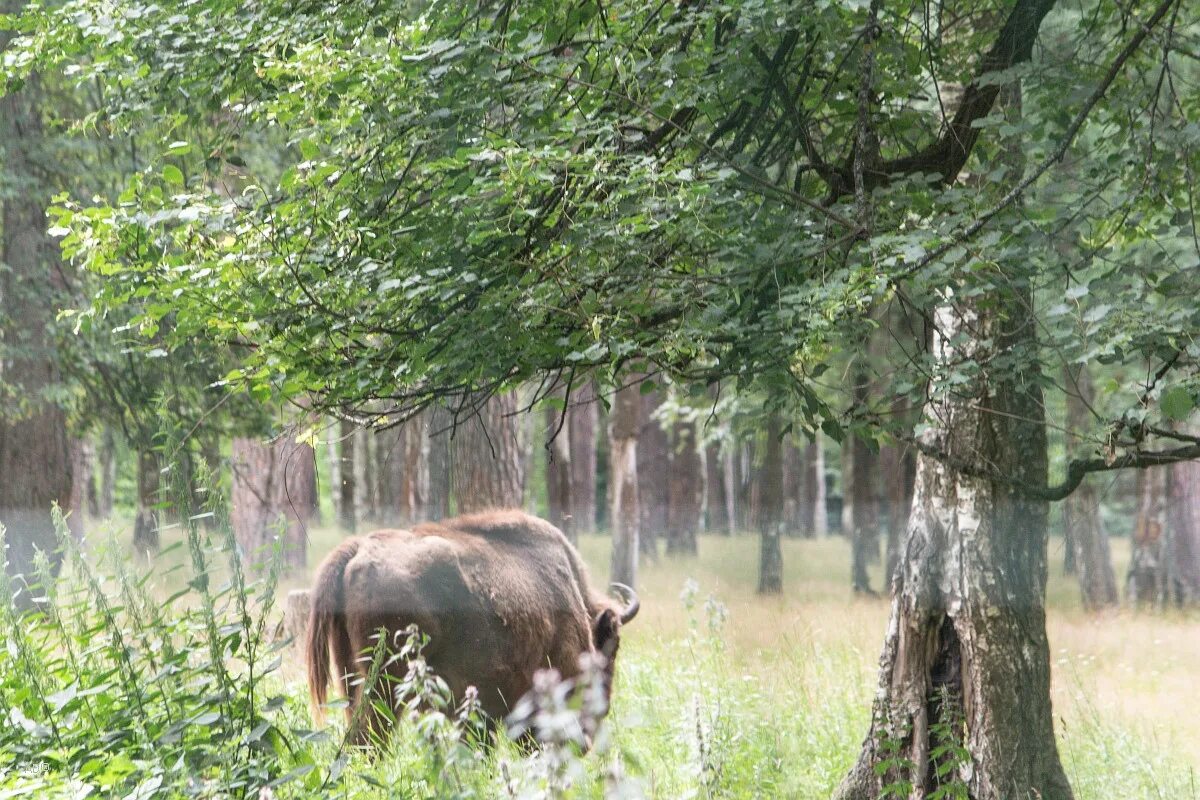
[339,514,593,716]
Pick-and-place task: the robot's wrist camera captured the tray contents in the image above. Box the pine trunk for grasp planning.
[703,441,734,534]
[451,392,525,512]
[66,438,92,542]
[666,419,702,556]
[835,294,1072,800]
[426,405,452,519]
[609,381,640,587]
[1063,365,1117,609]
[757,414,784,594]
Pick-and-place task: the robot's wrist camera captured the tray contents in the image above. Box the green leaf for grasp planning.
[1160,386,1194,421]
[163,164,184,186]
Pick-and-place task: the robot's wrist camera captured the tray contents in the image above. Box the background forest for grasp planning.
[0,0,1198,798]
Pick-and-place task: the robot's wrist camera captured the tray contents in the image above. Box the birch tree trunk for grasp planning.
[810,439,828,538]
[451,392,525,512]
[835,295,1072,800]
[608,381,640,587]
[1063,364,1117,609]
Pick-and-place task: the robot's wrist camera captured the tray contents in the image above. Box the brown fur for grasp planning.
[305,509,635,743]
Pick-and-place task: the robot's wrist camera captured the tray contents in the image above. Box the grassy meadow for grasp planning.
[2,515,1197,799]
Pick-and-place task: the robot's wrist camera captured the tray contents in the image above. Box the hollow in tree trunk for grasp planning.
[666,419,702,555]
[1063,364,1117,609]
[834,293,1072,800]
[608,380,640,587]
[451,392,525,512]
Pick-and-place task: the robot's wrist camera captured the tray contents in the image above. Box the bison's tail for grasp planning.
[307,538,360,723]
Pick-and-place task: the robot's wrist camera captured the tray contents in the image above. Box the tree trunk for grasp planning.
[704,440,734,534]
[835,292,1072,799]
[781,437,804,536]
[609,381,640,587]
[66,437,92,543]
[426,405,452,519]
[879,439,916,589]
[451,392,525,512]
[230,436,311,572]
[757,413,784,594]
[354,427,371,522]
[132,449,160,556]
[93,428,116,518]
[327,422,342,522]
[0,56,73,606]
[637,390,668,559]
[666,419,702,556]
[567,389,598,534]
[338,419,357,533]
[392,411,432,525]
[1128,467,1166,606]
[810,439,828,538]
[1063,365,1117,609]
[545,402,575,542]
[849,369,880,595]
[375,426,400,524]
[1166,449,1200,605]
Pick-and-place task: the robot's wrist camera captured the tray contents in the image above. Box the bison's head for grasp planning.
[592,582,640,663]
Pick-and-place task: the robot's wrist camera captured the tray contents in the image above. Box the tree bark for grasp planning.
[879,439,916,589]
[66,437,92,543]
[451,392,525,512]
[230,436,311,572]
[338,419,357,533]
[835,294,1072,800]
[0,55,73,606]
[1062,365,1117,609]
[94,427,116,519]
[666,419,702,555]
[849,369,880,594]
[704,439,735,534]
[1166,449,1200,605]
[131,449,160,556]
[609,381,640,587]
[781,437,805,536]
[637,390,668,559]
[426,405,452,519]
[757,413,784,594]
[327,421,342,522]
[1128,467,1166,606]
[567,388,598,534]
[810,439,828,538]
[545,401,575,542]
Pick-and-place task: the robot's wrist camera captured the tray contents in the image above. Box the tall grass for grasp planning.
[1,513,1196,798]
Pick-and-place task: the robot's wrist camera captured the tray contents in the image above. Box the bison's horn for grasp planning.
[609,583,640,624]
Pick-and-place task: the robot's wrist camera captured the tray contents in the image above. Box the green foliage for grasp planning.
[13,0,1195,454]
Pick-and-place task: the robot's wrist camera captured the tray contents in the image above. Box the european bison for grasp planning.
[306,509,639,744]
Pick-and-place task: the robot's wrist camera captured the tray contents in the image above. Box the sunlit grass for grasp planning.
[19,515,1194,799]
